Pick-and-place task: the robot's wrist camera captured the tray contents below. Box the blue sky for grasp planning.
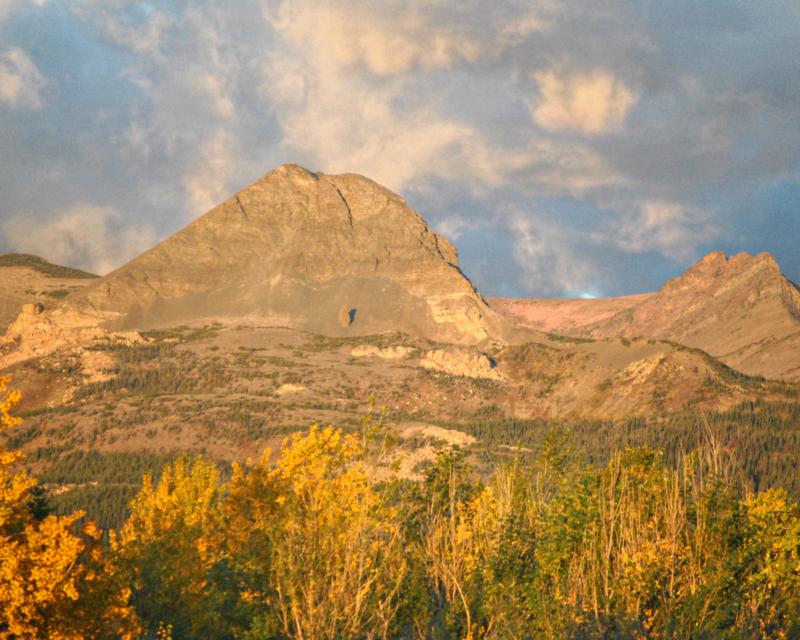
[0,1,798,297]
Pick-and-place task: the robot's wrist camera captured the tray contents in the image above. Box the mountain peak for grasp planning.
[689,250,779,269]
[662,250,782,295]
[55,165,500,344]
[261,163,320,184]
[697,250,728,266]
[491,248,800,380]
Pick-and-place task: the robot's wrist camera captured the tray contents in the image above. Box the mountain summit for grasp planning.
[62,164,500,344]
[590,251,800,379]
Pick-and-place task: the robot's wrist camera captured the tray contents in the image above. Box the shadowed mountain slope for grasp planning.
[493,251,800,380]
[63,164,503,344]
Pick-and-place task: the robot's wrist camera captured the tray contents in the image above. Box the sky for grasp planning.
[0,1,798,298]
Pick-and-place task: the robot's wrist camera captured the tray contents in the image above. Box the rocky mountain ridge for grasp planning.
[492,251,800,380]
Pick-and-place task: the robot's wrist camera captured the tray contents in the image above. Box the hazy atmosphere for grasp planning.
[1,0,799,296]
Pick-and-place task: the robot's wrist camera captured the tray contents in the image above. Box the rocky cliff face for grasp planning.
[606,252,800,380]
[61,164,501,344]
[420,348,502,380]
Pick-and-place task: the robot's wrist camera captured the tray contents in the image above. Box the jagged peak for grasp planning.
[693,250,779,269]
[691,250,778,266]
[731,251,780,271]
[266,163,320,180]
[663,250,783,293]
[697,250,728,266]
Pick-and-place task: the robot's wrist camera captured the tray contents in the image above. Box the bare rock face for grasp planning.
[21,302,44,317]
[61,164,502,345]
[0,303,142,369]
[338,304,354,328]
[586,252,800,379]
[350,345,414,359]
[420,348,501,380]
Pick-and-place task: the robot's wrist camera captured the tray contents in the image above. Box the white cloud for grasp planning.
[509,213,594,296]
[0,48,45,109]
[520,138,625,195]
[263,2,539,194]
[273,87,519,192]
[70,2,175,58]
[608,199,716,260]
[1,204,156,274]
[183,130,237,215]
[265,1,534,76]
[434,215,474,243]
[72,3,258,217]
[531,69,637,134]
[0,0,46,23]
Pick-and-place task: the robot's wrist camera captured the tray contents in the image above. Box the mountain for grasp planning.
[2,168,800,532]
[492,251,800,380]
[60,164,502,345]
[0,254,96,332]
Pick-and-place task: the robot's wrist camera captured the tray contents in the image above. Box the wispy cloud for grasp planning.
[607,200,717,261]
[0,0,46,23]
[509,212,595,296]
[265,2,480,76]
[0,48,45,108]
[1,204,156,275]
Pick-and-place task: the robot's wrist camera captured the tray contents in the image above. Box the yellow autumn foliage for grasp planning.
[737,488,800,638]
[226,425,407,639]
[0,376,139,639]
[114,457,227,638]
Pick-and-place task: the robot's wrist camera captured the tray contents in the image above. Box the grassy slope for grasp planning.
[0,253,98,279]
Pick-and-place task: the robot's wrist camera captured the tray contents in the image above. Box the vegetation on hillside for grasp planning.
[441,400,800,498]
[0,253,97,279]
[2,377,800,638]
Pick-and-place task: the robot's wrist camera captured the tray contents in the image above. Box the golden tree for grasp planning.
[114,456,232,638]
[737,488,800,638]
[226,425,408,639]
[0,376,138,639]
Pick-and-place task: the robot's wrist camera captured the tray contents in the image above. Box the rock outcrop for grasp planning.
[420,348,501,380]
[0,254,97,333]
[58,164,503,345]
[350,345,414,359]
[0,303,142,368]
[338,305,354,328]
